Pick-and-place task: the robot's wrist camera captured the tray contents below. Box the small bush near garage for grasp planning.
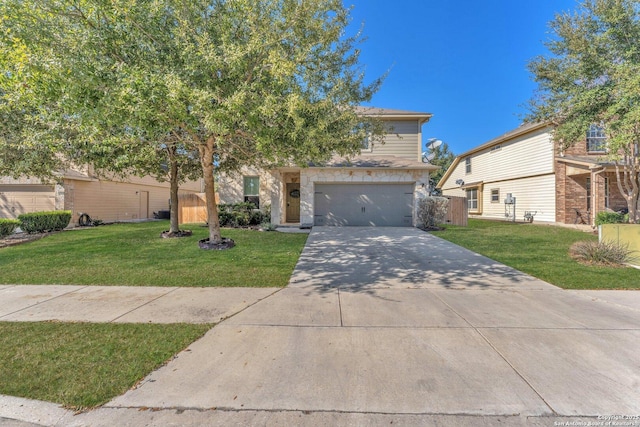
[416,197,449,230]
[0,219,21,237]
[18,210,72,234]
[569,240,635,266]
[218,203,268,228]
[595,211,628,226]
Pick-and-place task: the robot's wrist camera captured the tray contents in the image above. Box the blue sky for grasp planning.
[346,0,579,155]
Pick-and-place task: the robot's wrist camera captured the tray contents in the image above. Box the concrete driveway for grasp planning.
[97,227,640,426]
[4,227,640,426]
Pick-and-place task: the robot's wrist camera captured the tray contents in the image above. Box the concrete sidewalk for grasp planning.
[1,227,639,426]
[0,285,278,324]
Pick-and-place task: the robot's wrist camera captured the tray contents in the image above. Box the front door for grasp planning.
[286,183,300,222]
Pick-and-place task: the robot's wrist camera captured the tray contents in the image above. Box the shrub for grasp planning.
[17,211,72,234]
[0,218,21,237]
[416,197,449,230]
[595,211,627,226]
[569,240,635,266]
[218,203,267,227]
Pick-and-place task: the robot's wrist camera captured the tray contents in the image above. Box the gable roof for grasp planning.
[436,122,551,189]
[356,106,433,124]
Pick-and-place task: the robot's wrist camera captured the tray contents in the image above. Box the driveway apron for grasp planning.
[108,227,640,418]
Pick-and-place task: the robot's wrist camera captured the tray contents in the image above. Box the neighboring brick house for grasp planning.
[438,123,629,225]
[217,107,438,227]
[556,124,628,225]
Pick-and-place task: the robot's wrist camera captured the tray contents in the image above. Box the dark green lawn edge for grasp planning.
[0,322,212,410]
[0,221,307,287]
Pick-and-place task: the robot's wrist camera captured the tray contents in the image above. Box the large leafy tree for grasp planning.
[1,0,383,245]
[527,0,640,223]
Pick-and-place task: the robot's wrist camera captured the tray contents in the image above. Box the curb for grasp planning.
[0,395,74,427]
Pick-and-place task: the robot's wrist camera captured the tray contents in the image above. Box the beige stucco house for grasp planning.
[438,122,628,225]
[217,107,438,227]
[0,166,202,225]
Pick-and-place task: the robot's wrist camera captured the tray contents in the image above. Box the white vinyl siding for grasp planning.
[441,127,553,192]
[365,120,420,160]
[441,126,556,222]
[478,174,556,222]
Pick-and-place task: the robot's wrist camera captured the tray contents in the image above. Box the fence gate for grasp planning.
[444,196,468,226]
[178,193,208,225]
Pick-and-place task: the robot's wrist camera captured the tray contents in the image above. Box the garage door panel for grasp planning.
[314,184,413,227]
[0,185,55,218]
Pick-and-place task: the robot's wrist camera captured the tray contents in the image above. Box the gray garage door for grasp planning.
[314,183,414,226]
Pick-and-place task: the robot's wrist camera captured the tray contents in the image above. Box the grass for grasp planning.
[0,221,307,287]
[433,219,640,289]
[0,322,211,410]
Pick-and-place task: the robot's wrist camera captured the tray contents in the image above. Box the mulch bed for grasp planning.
[0,232,50,248]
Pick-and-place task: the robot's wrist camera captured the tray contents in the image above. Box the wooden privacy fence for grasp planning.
[444,196,468,226]
[178,192,218,225]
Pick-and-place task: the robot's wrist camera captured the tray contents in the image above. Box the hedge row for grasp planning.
[218,203,269,228]
[0,219,21,238]
[17,211,72,234]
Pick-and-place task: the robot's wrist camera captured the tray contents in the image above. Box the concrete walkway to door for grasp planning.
[3,227,640,426]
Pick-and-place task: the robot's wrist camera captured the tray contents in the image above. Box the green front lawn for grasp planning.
[0,221,307,287]
[0,322,211,410]
[433,219,640,289]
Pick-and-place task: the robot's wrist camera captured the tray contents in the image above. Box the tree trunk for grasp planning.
[614,160,640,224]
[200,136,223,243]
[168,155,180,234]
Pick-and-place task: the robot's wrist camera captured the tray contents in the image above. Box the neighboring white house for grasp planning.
[217,107,438,227]
[437,122,556,223]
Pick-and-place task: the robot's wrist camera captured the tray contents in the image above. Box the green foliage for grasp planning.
[0,218,20,237]
[1,0,385,243]
[17,211,72,234]
[0,322,211,410]
[428,142,456,188]
[526,0,640,222]
[570,240,635,266]
[595,211,628,225]
[218,203,267,227]
[0,221,307,287]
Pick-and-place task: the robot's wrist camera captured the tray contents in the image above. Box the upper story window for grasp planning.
[587,124,607,153]
[361,135,371,151]
[465,157,471,174]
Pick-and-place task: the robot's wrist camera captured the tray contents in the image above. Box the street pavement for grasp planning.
[1,226,639,426]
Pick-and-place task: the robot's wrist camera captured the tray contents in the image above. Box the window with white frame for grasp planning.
[491,189,500,203]
[587,124,607,153]
[243,176,260,209]
[465,157,471,174]
[467,188,478,210]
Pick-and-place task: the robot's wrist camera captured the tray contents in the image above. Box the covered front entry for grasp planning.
[314,183,413,226]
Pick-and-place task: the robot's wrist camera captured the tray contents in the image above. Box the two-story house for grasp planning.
[217,107,437,227]
[438,122,628,225]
